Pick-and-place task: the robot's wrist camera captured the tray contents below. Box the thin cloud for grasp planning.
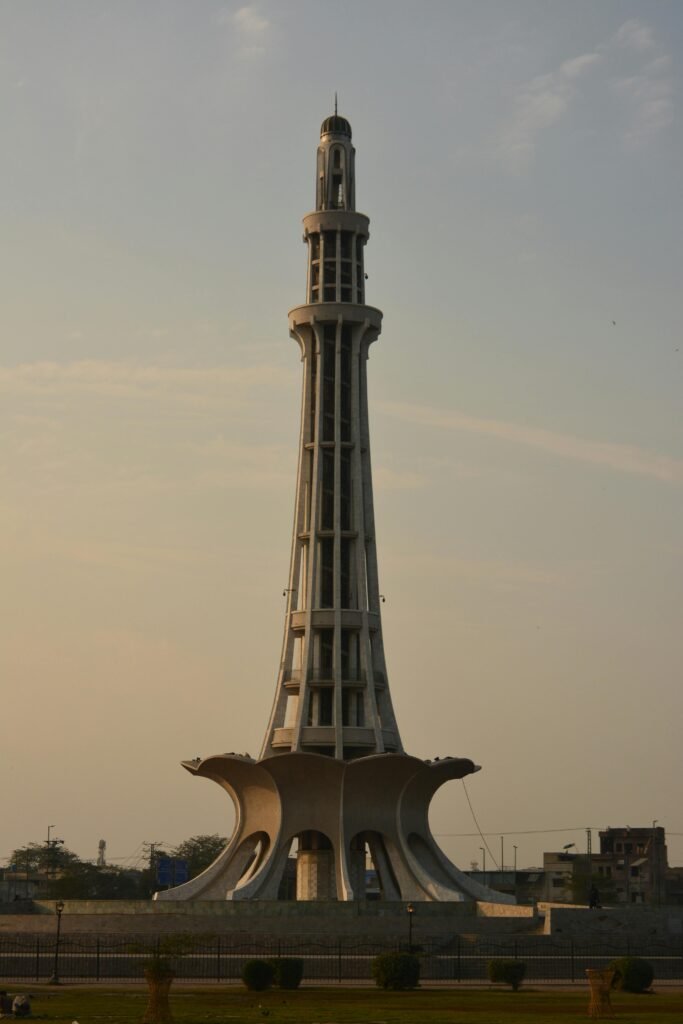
[496,52,601,172]
[232,4,269,58]
[610,55,674,147]
[0,360,294,404]
[613,19,656,52]
[496,17,674,171]
[378,401,683,484]
[234,5,269,35]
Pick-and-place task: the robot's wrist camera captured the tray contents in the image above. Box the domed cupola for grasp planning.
[320,114,352,139]
[316,104,355,212]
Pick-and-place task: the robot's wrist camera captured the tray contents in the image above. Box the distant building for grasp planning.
[599,826,667,904]
[465,826,677,906]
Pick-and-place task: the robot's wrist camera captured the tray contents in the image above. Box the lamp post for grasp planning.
[479,847,486,887]
[513,845,518,899]
[48,900,65,985]
[406,902,414,952]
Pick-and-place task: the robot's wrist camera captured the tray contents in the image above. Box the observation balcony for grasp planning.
[281,667,386,690]
[290,609,381,632]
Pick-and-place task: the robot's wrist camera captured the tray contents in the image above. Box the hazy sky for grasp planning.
[1,1,682,876]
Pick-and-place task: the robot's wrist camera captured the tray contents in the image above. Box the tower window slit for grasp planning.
[318,688,333,726]
[322,330,336,442]
[342,690,350,726]
[332,173,344,208]
[320,537,334,608]
[309,351,317,441]
[340,330,352,442]
[319,628,334,673]
[321,450,334,530]
[340,232,352,259]
[340,537,351,608]
[323,230,336,257]
[340,449,351,529]
[305,451,314,530]
[324,262,336,286]
[310,233,320,260]
[333,148,342,169]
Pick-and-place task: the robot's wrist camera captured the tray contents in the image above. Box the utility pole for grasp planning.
[586,828,593,904]
[45,826,64,899]
[143,842,165,890]
[651,820,658,905]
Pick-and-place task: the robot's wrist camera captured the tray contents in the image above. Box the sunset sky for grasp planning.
[1,0,682,875]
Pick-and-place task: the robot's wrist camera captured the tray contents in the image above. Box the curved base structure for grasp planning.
[154,752,514,904]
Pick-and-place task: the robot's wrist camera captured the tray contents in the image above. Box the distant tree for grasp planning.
[52,864,145,900]
[8,843,146,899]
[9,842,81,875]
[171,835,227,879]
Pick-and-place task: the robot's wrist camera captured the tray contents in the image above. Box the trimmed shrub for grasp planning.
[608,956,654,993]
[242,959,275,991]
[487,958,527,991]
[372,952,420,990]
[271,957,304,990]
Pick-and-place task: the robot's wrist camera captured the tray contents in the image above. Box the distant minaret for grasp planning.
[260,110,402,761]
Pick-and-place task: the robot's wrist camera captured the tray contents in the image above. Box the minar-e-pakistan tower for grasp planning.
[157,112,511,904]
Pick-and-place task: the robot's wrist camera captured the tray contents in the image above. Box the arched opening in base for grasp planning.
[295,830,337,901]
[349,831,402,901]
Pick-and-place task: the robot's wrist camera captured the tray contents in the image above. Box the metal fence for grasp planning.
[1,935,682,984]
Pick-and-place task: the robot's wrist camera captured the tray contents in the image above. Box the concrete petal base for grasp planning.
[153,752,514,904]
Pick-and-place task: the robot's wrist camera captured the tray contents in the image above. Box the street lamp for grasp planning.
[513,845,518,900]
[406,902,415,952]
[48,900,65,985]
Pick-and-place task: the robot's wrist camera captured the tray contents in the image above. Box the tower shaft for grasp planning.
[261,116,401,761]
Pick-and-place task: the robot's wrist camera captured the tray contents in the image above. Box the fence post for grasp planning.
[338,938,342,984]
[570,939,575,983]
[216,935,221,983]
[457,935,461,983]
[96,936,100,982]
[36,936,40,982]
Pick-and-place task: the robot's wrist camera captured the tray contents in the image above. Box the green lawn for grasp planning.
[11,984,683,1024]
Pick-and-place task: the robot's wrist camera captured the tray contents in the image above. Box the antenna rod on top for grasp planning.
[334,92,338,115]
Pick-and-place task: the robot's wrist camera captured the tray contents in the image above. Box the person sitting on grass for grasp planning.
[11,994,32,1018]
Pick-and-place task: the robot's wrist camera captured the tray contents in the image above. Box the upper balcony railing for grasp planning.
[281,667,386,687]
